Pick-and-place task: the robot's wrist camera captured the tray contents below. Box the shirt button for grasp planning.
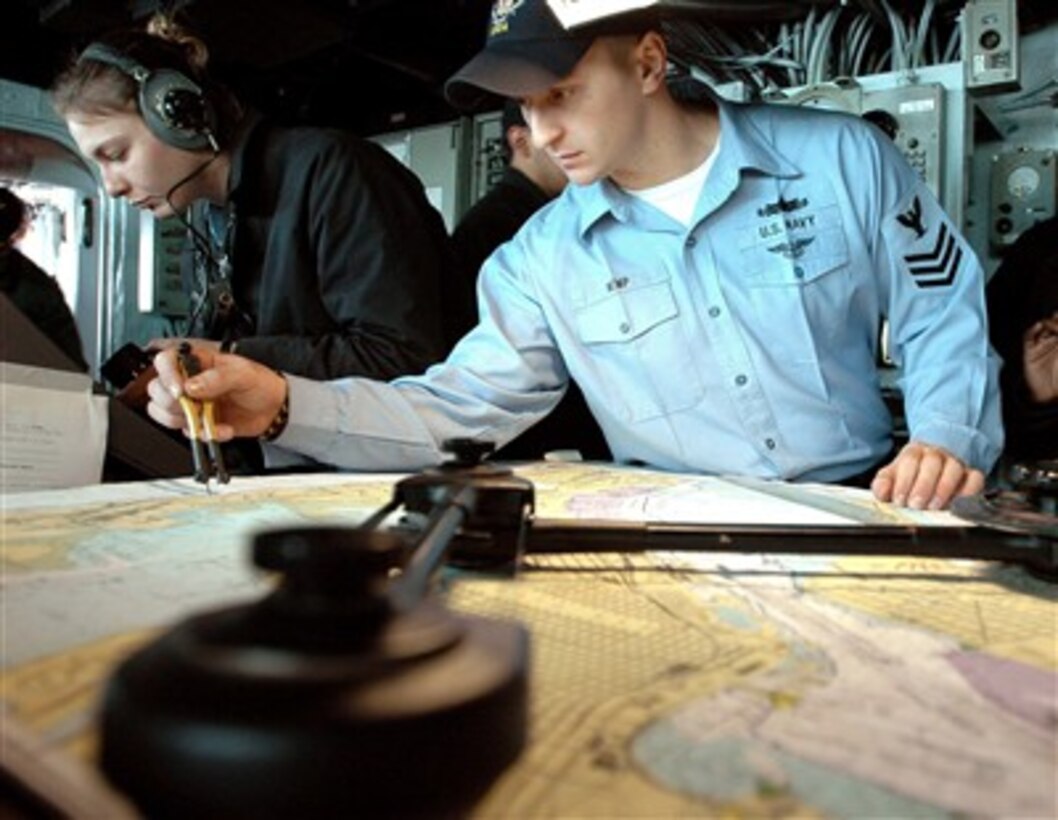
[686,236,697,248]
[735,374,748,386]
[708,306,721,318]
[793,266,805,279]
[619,322,631,334]
[765,438,776,450]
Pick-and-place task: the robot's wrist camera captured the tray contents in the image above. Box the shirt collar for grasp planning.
[573,98,801,237]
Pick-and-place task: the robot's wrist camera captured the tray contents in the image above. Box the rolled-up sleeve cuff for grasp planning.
[272,375,339,446]
[912,419,1003,474]
[266,374,444,471]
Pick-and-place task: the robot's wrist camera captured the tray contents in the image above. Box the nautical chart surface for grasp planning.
[2,462,1055,817]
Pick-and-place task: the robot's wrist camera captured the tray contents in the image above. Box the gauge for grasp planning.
[1007,165,1041,199]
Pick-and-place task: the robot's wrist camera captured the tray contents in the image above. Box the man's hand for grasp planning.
[1023,312,1058,405]
[146,346,287,441]
[871,440,984,510]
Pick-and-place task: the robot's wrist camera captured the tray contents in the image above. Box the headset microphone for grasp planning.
[79,42,242,336]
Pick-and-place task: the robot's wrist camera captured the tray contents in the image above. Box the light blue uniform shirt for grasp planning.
[280,100,1003,481]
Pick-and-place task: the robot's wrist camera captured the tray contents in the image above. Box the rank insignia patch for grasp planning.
[896,195,927,238]
[904,222,962,289]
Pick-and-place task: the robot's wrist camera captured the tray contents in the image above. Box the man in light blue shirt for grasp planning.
[148,0,1002,510]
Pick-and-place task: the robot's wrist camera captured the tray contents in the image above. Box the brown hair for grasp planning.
[51,13,236,129]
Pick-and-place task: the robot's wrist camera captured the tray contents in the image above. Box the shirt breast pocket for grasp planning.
[574,279,703,422]
[740,228,853,365]
[742,228,850,288]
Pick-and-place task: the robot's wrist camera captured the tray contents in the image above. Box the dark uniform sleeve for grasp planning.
[235,138,471,380]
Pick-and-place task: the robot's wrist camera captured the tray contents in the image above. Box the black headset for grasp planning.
[79,42,219,152]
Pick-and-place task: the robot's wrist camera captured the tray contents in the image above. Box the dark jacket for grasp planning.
[451,167,551,282]
[450,167,610,461]
[986,216,1058,463]
[186,113,472,380]
[0,246,87,371]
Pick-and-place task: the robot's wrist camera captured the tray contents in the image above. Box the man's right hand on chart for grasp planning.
[147,346,288,442]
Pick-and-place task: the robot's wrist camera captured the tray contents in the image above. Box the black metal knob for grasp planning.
[254,526,405,587]
[443,438,496,467]
[252,527,409,627]
[101,518,528,818]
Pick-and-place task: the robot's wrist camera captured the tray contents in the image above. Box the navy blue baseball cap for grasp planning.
[445,0,660,110]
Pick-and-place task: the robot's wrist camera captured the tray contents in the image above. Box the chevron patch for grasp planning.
[903,223,962,289]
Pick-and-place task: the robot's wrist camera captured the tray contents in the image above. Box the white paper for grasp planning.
[547,0,658,29]
[1,362,108,493]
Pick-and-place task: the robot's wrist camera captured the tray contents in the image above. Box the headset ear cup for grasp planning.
[140,69,217,151]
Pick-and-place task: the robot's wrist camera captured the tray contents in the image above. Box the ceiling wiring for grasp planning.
[663,0,969,96]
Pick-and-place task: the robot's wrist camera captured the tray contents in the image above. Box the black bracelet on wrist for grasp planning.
[260,377,290,442]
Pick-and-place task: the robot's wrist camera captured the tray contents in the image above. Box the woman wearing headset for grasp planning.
[51,14,472,385]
